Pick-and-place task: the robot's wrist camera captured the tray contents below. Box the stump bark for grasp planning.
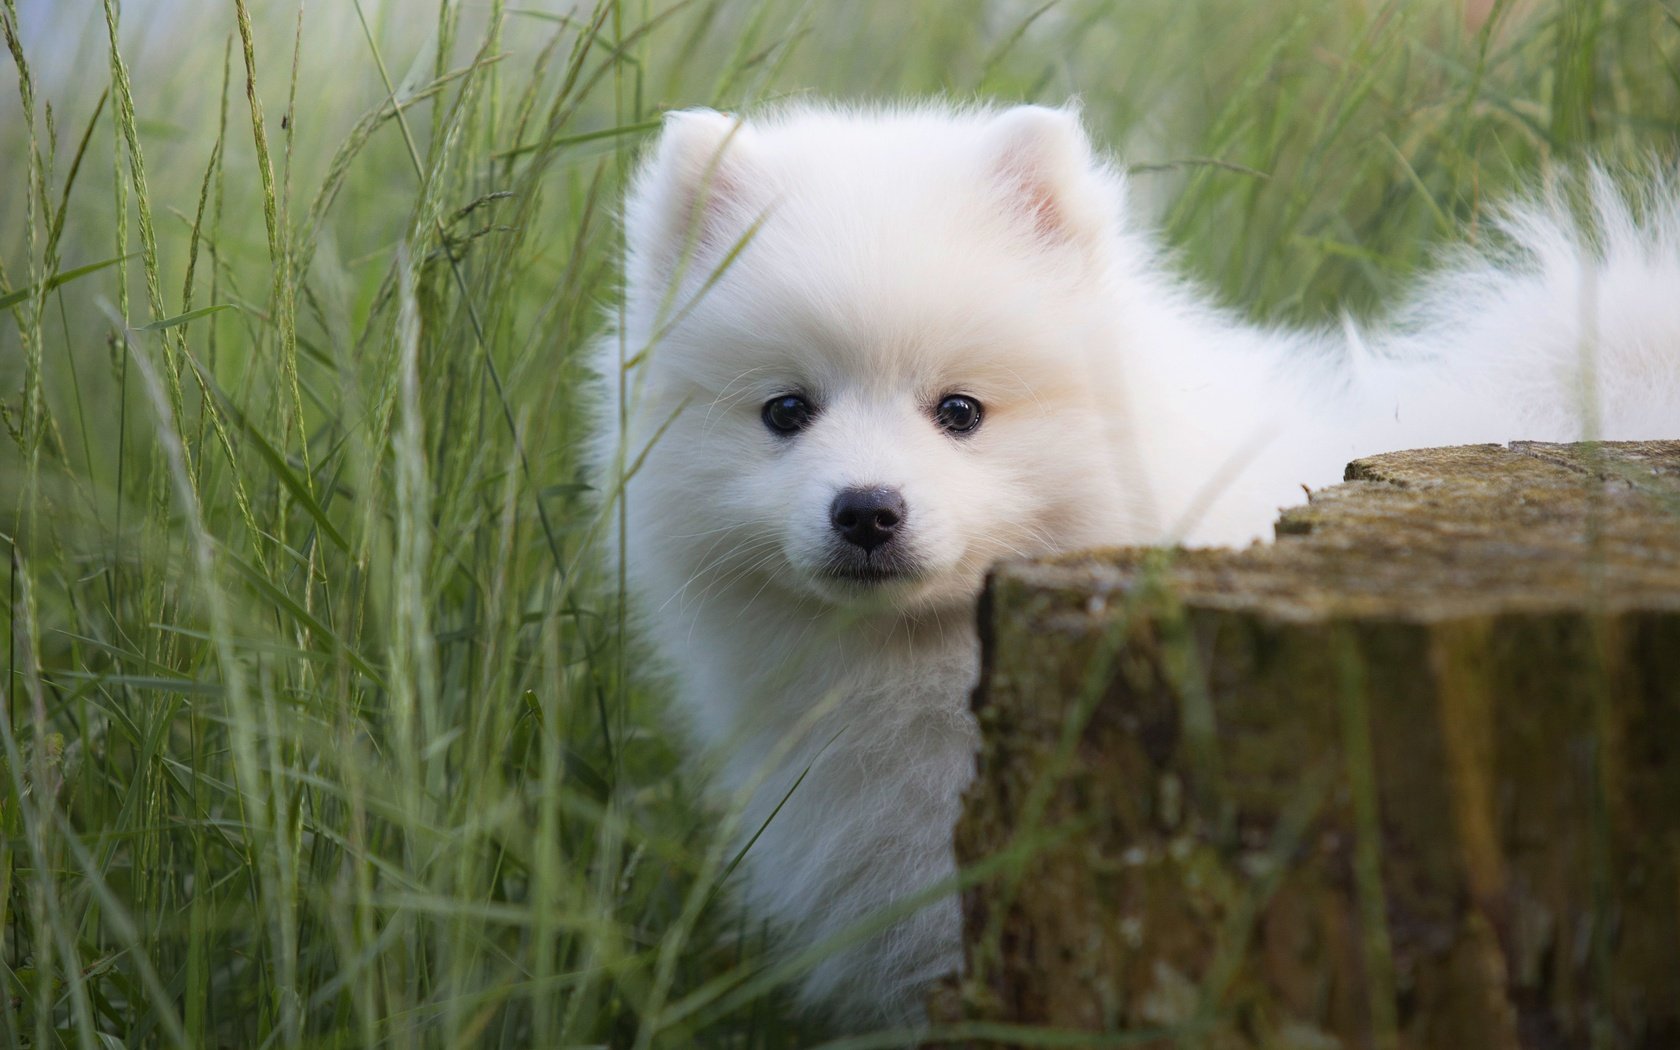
[949,441,1680,1049]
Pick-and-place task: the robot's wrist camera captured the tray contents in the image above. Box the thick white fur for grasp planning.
[593,102,1680,1026]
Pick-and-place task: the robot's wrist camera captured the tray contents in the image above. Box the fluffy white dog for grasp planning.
[593,102,1680,1025]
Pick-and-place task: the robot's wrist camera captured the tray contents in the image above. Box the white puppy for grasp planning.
[593,102,1680,1025]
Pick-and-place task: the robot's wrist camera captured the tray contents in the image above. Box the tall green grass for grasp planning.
[0,0,1675,1045]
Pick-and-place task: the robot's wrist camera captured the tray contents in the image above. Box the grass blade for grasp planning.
[0,254,133,311]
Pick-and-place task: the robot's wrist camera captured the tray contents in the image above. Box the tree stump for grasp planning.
[949,441,1680,1049]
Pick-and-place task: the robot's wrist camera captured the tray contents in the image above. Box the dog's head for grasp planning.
[608,104,1146,614]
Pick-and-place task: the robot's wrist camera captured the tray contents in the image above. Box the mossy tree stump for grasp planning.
[949,442,1680,1049]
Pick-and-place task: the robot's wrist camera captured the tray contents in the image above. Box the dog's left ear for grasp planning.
[983,105,1108,250]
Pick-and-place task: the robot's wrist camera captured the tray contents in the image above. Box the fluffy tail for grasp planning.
[1377,168,1680,442]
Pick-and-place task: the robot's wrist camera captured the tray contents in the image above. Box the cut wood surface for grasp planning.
[947,441,1680,1049]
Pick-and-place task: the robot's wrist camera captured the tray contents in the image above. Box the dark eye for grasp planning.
[762,394,814,435]
[933,394,983,435]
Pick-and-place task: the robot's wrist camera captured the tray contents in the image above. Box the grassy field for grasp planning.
[1,0,1676,1045]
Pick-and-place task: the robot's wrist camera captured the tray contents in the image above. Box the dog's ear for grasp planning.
[983,105,1107,250]
[629,108,757,281]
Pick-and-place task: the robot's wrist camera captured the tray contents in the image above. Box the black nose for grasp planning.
[830,486,906,552]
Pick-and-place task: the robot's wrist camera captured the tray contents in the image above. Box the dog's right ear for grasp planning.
[628,109,757,282]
